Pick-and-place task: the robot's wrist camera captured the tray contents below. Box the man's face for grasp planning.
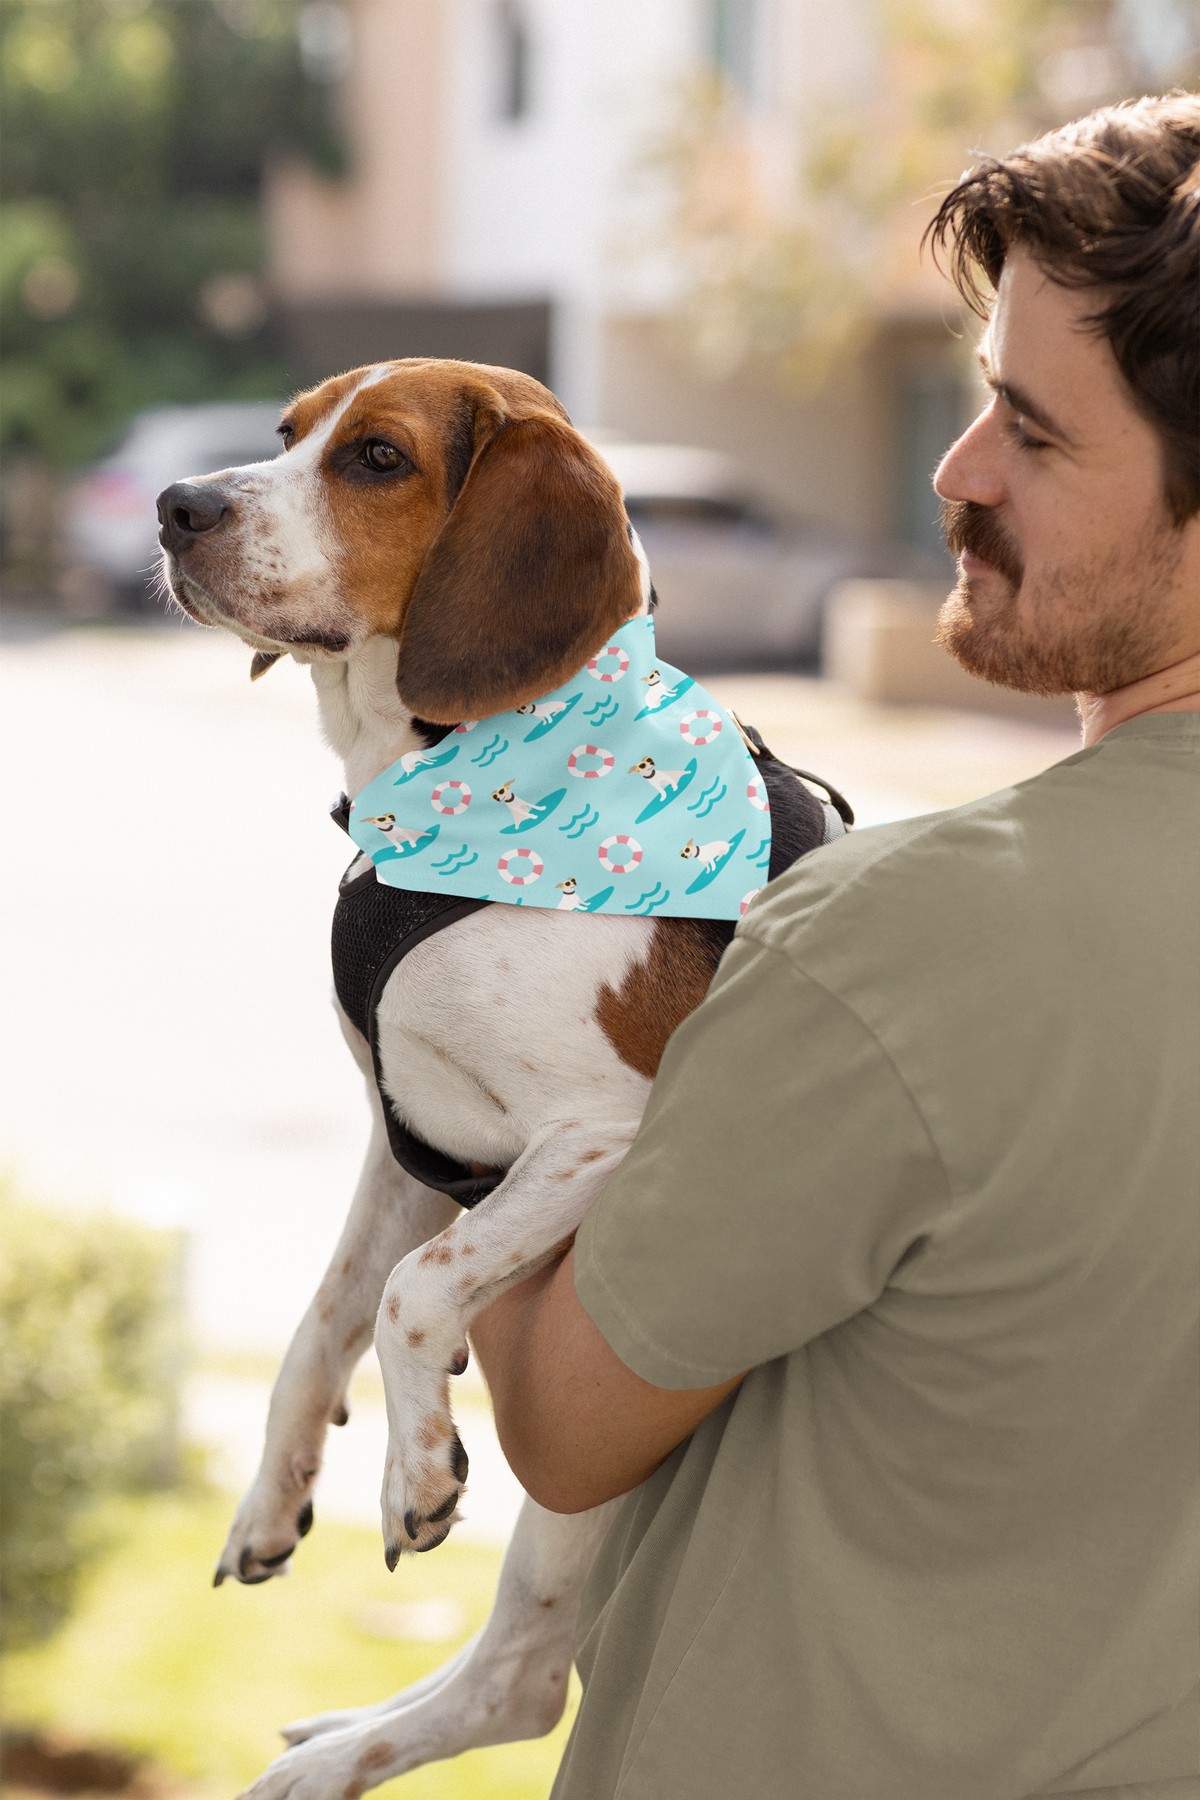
[933,244,1199,696]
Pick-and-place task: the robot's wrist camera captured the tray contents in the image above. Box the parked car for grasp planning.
[68,403,878,662]
[66,403,285,608]
[591,440,874,668]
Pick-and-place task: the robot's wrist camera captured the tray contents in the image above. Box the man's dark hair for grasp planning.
[925,95,1200,524]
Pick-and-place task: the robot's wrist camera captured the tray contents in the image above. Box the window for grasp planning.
[495,0,530,122]
[712,0,758,96]
[898,367,962,560]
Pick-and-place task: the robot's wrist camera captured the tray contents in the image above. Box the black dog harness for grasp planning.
[330,735,853,1208]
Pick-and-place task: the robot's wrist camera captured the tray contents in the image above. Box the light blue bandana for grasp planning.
[347,615,771,920]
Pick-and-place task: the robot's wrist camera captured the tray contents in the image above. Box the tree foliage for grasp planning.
[0,0,343,464]
[0,1183,185,1649]
[636,0,1199,390]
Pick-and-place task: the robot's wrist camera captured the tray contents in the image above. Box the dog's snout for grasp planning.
[157,480,231,551]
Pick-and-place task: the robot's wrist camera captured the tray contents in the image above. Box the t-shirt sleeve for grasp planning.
[573,931,952,1388]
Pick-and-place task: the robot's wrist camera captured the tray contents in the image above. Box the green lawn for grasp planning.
[0,1487,577,1798]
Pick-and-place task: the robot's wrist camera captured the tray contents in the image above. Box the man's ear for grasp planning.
[395,412,642,723]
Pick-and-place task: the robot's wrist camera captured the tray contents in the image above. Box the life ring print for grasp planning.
[679,709,723,746]
[431,779,472,815]
[567,743,615,779]
[598,834,643,875]
[498,847,544,885]
[586,644,630,683]
[740,888,763,916]
[746,775,769,812]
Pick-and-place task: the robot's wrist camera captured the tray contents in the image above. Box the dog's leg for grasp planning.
[373,1119,639,1558]
[241,1494,622,1798]
[215,1019,459,1584]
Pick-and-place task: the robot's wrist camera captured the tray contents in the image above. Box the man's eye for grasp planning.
[364,440,404,471]
[1007,419,1048,451]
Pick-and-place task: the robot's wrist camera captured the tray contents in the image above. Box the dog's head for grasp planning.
[156,359,644,722]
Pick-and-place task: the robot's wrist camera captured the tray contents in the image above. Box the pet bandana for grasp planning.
[346,614,773,920]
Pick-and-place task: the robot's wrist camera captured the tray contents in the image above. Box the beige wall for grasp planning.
[598,315,897,539]
[265,0,447,301]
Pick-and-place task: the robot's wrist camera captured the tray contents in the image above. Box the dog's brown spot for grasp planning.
[420,1237,455,1267]
[340,1256,355,1276]
[579,1148,605,1163]
[387,1294,401,1324]
[556,1168,576,1180]
[509,1251,524,1264]
[406,1328,425,1348]
[418,1414,451,1449]
[540,1596,556,1608]
[353,1741,395,1778]
[459,1243,476,1255]
[594,918,729,1080]
[317,1300,334,1324]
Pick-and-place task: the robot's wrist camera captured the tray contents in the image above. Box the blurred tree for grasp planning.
[0,1182,185,1649]
[0,0,345,465]
[637,0,1200,390]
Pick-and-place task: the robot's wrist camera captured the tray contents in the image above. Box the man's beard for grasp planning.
[936,499,1184,696]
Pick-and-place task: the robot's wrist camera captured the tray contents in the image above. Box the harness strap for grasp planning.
[330,799,501,1207]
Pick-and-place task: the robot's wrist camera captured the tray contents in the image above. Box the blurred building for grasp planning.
[262,0,1189,557]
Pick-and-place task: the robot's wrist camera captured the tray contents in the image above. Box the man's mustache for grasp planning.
[940,499,1024,589]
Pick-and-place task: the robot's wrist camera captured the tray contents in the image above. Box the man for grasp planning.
[472,96,1199,1799]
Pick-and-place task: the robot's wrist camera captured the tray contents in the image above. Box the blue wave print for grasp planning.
[688,778,727,819]
[626,884,671,915]
[560,803,600,839]
[747,835,771,863]
[432,845,478,876]
[584,695,619,725]
[471,734,509,768]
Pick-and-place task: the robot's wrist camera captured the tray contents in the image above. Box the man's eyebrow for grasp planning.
[975,350,1075,445]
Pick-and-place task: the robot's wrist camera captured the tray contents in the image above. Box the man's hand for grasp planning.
[469,1248,745,1514]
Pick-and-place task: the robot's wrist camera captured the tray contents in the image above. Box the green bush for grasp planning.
[0,1182,185,1649]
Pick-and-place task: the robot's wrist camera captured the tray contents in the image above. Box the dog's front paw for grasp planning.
[380,1410,470,1562]
[240,1723,410,1800]
[214,1474,317,1588]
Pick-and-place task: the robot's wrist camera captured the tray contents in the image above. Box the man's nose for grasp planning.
[933,404,1005,507]
[157,481,231,552]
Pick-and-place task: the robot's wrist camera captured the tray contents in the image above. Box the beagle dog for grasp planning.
[156,359,836,1799]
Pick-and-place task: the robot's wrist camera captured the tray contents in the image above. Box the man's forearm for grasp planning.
[470,1247,745,1513]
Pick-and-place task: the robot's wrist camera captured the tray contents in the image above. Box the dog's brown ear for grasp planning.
[395,412,642,723]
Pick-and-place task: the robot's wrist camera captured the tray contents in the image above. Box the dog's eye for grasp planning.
[276,423,295,450]
[364,440,405,472]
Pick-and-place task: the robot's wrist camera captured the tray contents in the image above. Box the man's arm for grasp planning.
[470,1246,745,1514]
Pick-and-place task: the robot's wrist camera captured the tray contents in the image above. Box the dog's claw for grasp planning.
[415,1523,452,1553]
[239,1546,254,1579]
[426,1492,458,1525]
[404,1508,420,1543]
[259,1545,293,1568]
[450,1433,469,1484]
[333,1404,350,1426]
[385,1541,401,1572]
[447,1345,469,1376]
[297,1499,314,1538]
[213,1567,226,1588]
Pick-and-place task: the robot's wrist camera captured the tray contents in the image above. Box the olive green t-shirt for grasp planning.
[560,714,1199,1800]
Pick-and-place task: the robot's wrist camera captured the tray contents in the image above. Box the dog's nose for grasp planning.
[157,481,230,551]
